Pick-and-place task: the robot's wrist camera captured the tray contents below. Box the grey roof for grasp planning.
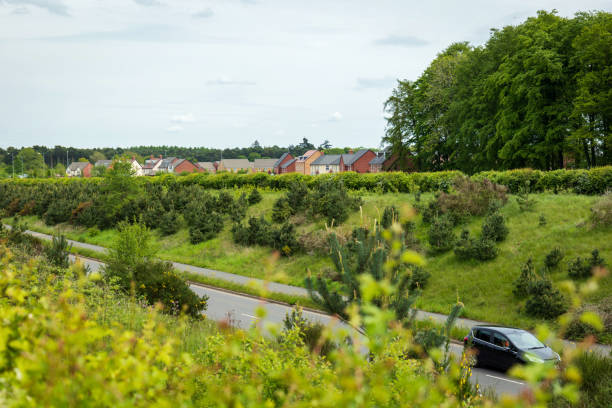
[94,160,113,168]
[280,158,296,169]
[311,154,342,166]
[369,155,387,165]
[221,159,252,169]
[67,162,90,171]
[273,152,290,168]
[343,149,370,165]
[253,158,278,168]
[158,157,177,170]
[197,162,215,171]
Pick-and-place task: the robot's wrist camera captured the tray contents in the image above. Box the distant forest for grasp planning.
[0,139,369,169]
[384,10,612,172]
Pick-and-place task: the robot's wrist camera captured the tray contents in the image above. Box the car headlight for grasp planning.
[523,352,544,363]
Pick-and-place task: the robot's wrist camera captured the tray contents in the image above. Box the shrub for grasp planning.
[228,193,248,223]
[544,247,564,271]
[524,278,567,319]
[428,216,455,252]
[481,211,509,242]
[43,199,73,225]
[515,182,537,212]
[565,297,612,344]
[272,197,292,223]
[568,250,606,280]
[45,234,71,268]
[189,211,223,244]
[436,177,508,219]
[232,216,298,256]
[513,259,537,298]
[71,201,100,228]
[285,180,309,212]
[271,222,300,256]
[381,205,399,229]
[454,230,474,260]
[247,188,262,205]
[282,307,335,357]
[590,193,612,228]
[408,266,430,290]
[159,210,180,236]
[309,179,361,225]
[454,230,498,261]
[539,214,547,226]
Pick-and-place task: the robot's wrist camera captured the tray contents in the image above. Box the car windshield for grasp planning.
[506,331,545,349]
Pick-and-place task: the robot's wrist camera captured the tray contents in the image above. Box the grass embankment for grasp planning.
[7,191,611,332]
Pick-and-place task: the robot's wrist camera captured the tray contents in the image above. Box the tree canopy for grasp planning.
[383,10,612,172]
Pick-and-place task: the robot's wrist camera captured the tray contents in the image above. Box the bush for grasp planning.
[524,278,568,319]
[232,216,298,256]
[247,188,262,205]
[282,307,335,357]
[565,297,612,343]
[428,216,455,253]
[436,177,508,219]
[453,230,498,261]
[408,266,430,290]
[538,214,547,226]
[515,182,537,212]
[590,193,612,228]
[159,210,180,236]
[43,199,73,225]
[513,258,537,298]
[381,205,399,229]
[481,211,509,242]
[309,179,361,225]
[272,197,292,223]
[568,250,606,280]
[271,222,300,256]
[189,211,223,244]
[45,234,71,268]
[544,247,564,271]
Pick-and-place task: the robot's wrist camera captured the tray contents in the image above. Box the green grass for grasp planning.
[6,191,612,334]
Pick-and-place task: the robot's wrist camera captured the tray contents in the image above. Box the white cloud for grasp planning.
[171,113,196,123]
[193,8,213,18]
[329,112,343,122]
[207,75,255,86]
[3,0,68,16]
[133,0,161,6]
[166,124,184,132]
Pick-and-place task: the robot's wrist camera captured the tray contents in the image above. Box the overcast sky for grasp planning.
[0,0,609,149]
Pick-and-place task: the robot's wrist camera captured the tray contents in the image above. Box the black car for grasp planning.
[464,325,561,371]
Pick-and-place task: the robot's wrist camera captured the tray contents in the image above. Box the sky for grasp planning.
[0,0,610,149]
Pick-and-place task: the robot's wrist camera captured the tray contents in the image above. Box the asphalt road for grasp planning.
[73,254,529,397]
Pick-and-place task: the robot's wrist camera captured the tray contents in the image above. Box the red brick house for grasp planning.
[342,149,376,173]
[280,158,296,173]
[273,153,294,174]
[66,162,93,178]
[172,159,198,174]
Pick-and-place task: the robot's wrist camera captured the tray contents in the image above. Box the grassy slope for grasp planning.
[8,191,611,331]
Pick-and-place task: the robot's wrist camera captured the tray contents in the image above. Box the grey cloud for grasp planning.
[11,6,29,14]
[133,0,161,6]
[355,77,396,89]
[2,0,68,16]
[193,8,213,18]
[374,35,428,47]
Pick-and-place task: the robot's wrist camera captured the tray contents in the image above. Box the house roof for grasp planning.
[343,149,370,165]
[253,158,278,168]
[273,152,290,168]
[312,154,342,166]
[158,157,177,170]
[67,162,90,171]
[197,162,215,171]
[221,159,252,169]
[296,150,318,162]
[94,160,113,168]
[369,155,387,165]
[280,158,296,169]
[142,158,161,169]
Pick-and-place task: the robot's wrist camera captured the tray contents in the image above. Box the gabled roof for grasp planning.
[94,160,113,168]
[221,159,252,169]
[312,155,342,166]
[280,158,296,169]
[253,158,278,168]
[197,162,215,171]
[369,155,386,165]
[273,152,291,168]
[158,157,177,170]
[343,149,370,165]
[67,162,90,171]
[296,150,318,162]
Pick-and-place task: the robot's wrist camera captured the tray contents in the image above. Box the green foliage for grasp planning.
[381,205,399,229]
[539,214,547,226]
[568,249,606,279]
[513,258,538,298]
[481,211,509,242]
[564,297,612,344]
[544,247,564,271]
[428,215,456,252]
[524,278,568,319]
[281,307,336,357]
[383,11,612,172]
[247,188,262,205]
[590,193,612,228]
[272,197,292,223]
[454,230,498,261]
[43,198,73,225]
[515,183,537,212]
[308,179,362,225]
[232,216,299,256]
[189,211,223,244]
[159,210,180,236]
[45,234,71,268]
[436,177,508,220]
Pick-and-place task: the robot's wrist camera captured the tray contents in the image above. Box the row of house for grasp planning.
[66,150,407,178]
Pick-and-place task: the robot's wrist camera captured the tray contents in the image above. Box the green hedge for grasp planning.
[2,166,611,195]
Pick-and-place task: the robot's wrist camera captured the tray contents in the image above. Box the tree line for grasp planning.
[383,10,612,173]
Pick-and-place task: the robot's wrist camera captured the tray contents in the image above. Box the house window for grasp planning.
[325,165,329,171]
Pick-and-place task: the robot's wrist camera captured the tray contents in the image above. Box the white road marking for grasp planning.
[242,313,259,320]
[485,374,525,385]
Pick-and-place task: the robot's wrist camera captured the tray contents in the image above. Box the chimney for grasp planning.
[159,155,162,159]
[348,149,354,154]
[150,154,153,159]
[132,156,135,161]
